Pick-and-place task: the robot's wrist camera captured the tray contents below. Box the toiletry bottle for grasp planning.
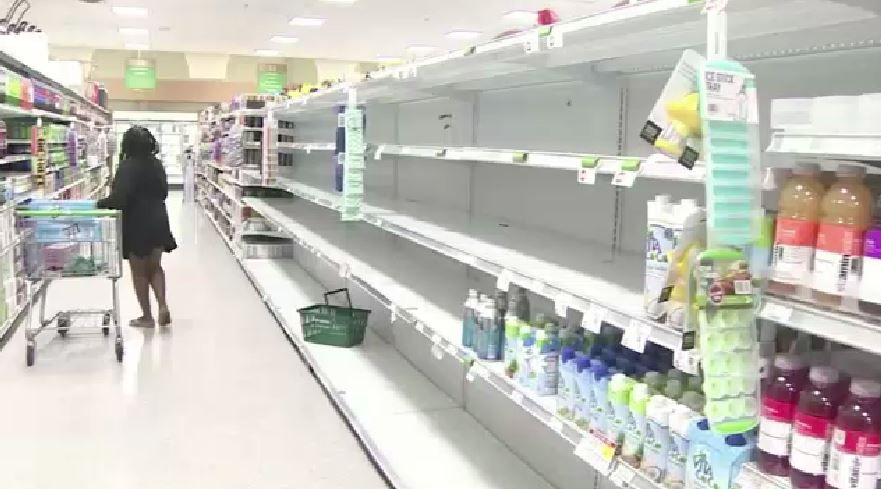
[589,362,611,434]
[486,291,506,361]
[758,354,808,476]
[813,165,872,307]
[475,297,493,360]
[622,383,651,465]
[825,380,881,489]
[517,322,536,390]
[769,163,824,296]
[609,373,637,445]
[790,366,841,489]
[534,324,560,396]
[557,347,577,418]
[504,310,520,378]
[572,354,593,428]
[643,395,674,482]
[462,289,478,349]
[645,194,673,319]
[859,197,881,315]
[644,371,667,394]
[664,405,699,489]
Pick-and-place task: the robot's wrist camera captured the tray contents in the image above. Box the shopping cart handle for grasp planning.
[16,209,121,217]
[324,288,353,308]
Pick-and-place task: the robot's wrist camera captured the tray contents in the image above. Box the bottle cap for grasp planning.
[850,379,881,398]
[773,354,805,371]
[726,434,747,447]
[561,346,576,364]
[697,418,709,431]
[809,366,839,386]
[792,162,821,176]
[575,354,592,373]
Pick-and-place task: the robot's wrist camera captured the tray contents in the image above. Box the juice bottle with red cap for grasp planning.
[757,354,808,476]
[825,379,881,489]
[790,366,842,489]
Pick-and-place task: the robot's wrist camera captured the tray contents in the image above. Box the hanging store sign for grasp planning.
[257,64,287,94]
[125,58,156,90]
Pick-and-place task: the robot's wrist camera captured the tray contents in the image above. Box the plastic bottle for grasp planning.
[589,362,612,434]
[462,289,478,349]
[534,324,560,397]
[514,286,530,321]
[609,373,637,444]
[622,383,651,465]
[664,405,699,489]
[475,298,494,360]
[859,197,881,315]
[812,165,873,306]
[488,291,507,361]
[825,379,881,489]
[572,354,593,428]
[516,322,536,390]
[557,347,578,419]
[503,310,520,378]
[664,379,684,401]
[645,194,674,320]
[757,354,808,476]
[643,395,674,482]
[790,366,841,489]
[644,371,667,394]
[769,163,825,296]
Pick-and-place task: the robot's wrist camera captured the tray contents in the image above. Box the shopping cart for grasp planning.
[16,200,123,366]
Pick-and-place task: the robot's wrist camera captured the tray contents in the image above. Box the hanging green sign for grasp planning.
[125,59,156,90]
[257,64,286,94]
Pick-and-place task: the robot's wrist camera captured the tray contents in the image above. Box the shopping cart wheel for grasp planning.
[26,342,35,367]
[115,339,124,363]
[58,316,70,338]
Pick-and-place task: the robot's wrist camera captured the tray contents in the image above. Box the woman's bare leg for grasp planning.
[128,256,152,321]
[147,249,170,324]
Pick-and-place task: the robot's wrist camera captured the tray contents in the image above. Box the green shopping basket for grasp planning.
[298,288,371,347]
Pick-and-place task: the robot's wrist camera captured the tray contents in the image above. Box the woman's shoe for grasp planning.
[158,309,171,326]
[129,316,155,328]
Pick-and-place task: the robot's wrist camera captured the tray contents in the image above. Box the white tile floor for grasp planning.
[0,195,389,489]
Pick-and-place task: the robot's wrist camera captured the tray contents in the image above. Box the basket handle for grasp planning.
[324,288,352,308]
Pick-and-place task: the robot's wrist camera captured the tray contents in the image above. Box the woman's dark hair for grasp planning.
[120,125,159,160]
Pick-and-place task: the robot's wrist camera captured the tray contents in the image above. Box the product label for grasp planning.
[758,397,796,456]
[644,222,677,319]
[859,230,881,305]
[790,413,833,475]
[826,429,881,489]
[772,218,818,285]
[813,223,864,296]
[666,437,688,487]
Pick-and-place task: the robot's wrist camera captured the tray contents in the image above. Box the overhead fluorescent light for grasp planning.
[406,45,436,55]
[289,17,326,27]
[376,56,400,63]
[503,10,536,23]
[125,42,149,50]
[445,30,481,40]
[112,6,148,17]
[255,49,280,57]
[119,27,149,36]
[270,35,299,44]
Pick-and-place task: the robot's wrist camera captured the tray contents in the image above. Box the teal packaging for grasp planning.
[572,354,593,428]
[643,395,675,482]
[608,373,636,444]
[589,361,611,433]
[686,419,754,489]
[557,347,578,418]
[462,289,478,348]
[534,326,560,396]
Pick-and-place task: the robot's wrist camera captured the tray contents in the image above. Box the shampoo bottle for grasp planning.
[609,373,637,445]
[622,383,651,465]
[643,395,674,482]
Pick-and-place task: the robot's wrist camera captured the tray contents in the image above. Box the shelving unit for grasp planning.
[193,1,881,489]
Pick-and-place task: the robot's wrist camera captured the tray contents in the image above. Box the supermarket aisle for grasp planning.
[0,194,390,489]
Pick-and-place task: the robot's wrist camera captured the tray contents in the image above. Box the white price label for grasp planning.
[466,363,490,382]
[511,389,525,405]
[622,319,651,354]
[530,279,546,295]
[546,30,563,49]
[611,169,639,188]
[582,305,607,334]
[374,145,385,160]
[431,343,444,360]
[734,280,753,295]
[497,270,513,291]
[523,32,541,53]
[577,167,597,185]
[461,253,477,266]
[703,0,730,13]
[674,349,701,375]
[306,146,312,154]
[611,464,636,488]
[761,301,793,324]
[548,416,565,433]
[573,434,616,475]
[554,293,572,318]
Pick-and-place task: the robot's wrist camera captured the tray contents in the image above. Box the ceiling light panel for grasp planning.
[112,6,148,17]
[119,27,149,36]
[445,30,481,40]
[255,49,280,57]
[270,36,299,44]
[289,17,326,27]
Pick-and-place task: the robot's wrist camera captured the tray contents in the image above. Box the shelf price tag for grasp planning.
[546,28,563,49]
[511,389,525,405]
[582,304,607,334]
[622,319,651,354]
[573,431,617,476]
[674,349,701,375]
[497,270,513,291]
[577,157,599,185]
[374,145,385,160]
[761,301,793,324]
[554,293,572,318]
[612,159,642,188]
[466,363,489,382]
[523,31,541,53]
[530,279,546,295]
[338,263,350,279]
[548,416,565,433]
[610,463,636,488]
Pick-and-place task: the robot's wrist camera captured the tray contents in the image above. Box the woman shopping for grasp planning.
[98,126,177,327]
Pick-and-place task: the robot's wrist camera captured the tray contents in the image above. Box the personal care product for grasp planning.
[534,324,560,396]
[790,366,841,489]
[643,395,674,482]
[558,347,577,418]
[859,199,881,315]
[517,322,536,390]
[645,194,673,319]
[572,354,593,428]
[825,380,881,489]
[462,289,478,349]
[812,165,872,307]
[769,163,824,296]
[664,405,699,489]
[622,383,651,465]
[475,297,493,360]
[488,291,507,360]
[589,361,611,434]
[686,419,755,489]
[504,310,520,377]
[757,354,808,476]
[609,373,636,444]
